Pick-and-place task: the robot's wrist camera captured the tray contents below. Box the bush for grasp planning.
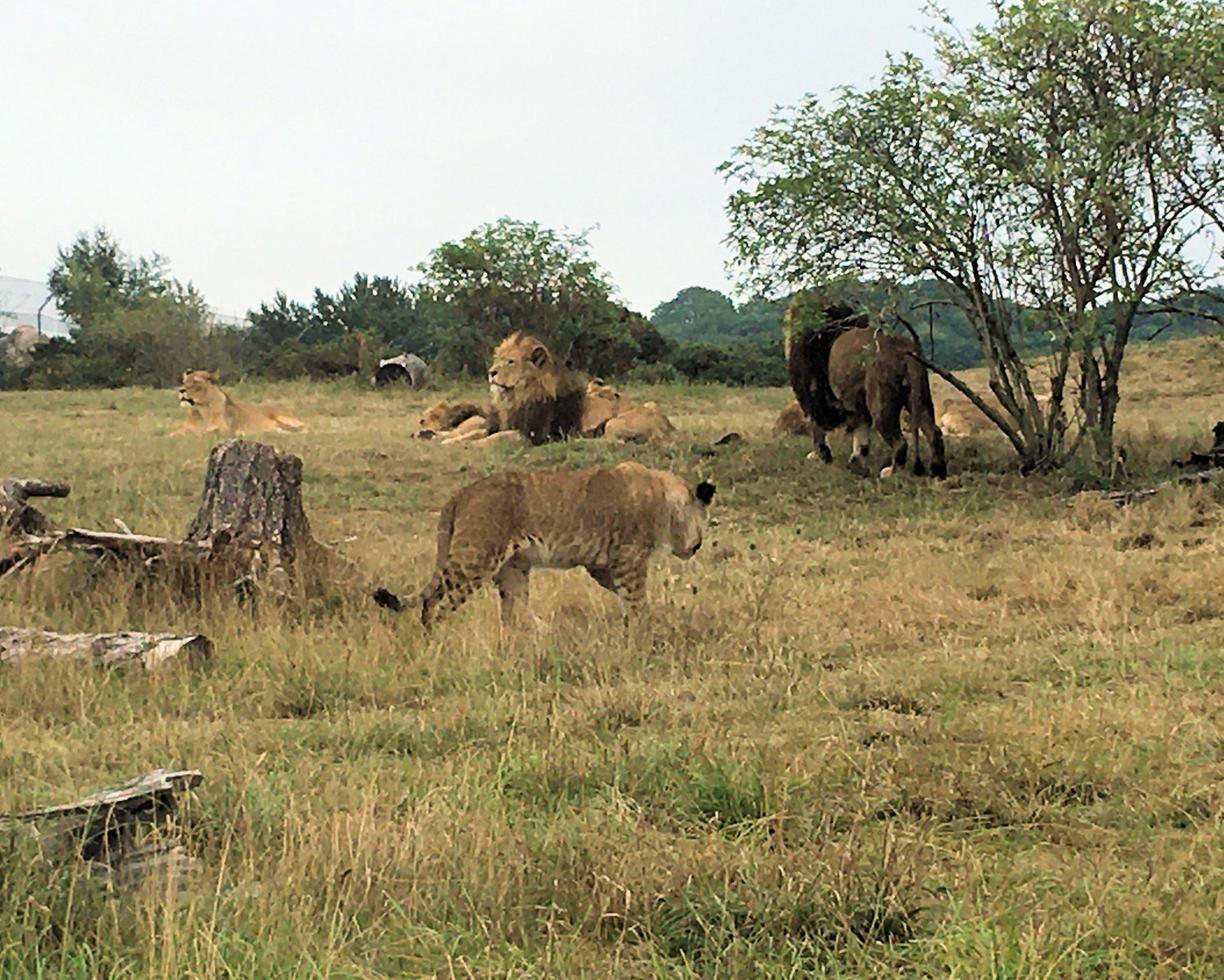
[23,297,242,389]
[666,341,787,386]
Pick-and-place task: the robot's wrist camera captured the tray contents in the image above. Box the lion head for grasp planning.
[580,377,623,435]
[178,370,225,408]
[487,332,568,401]
[663,472,715,558]
[416,400,486,436]
[485,332,585,445]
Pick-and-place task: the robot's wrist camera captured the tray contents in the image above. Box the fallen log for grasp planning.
[1099,468,1224,507]
[2,769,202,890]
[0,627,212,670]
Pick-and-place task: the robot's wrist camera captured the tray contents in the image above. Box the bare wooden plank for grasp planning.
[3,769,203,823]
[0,628,212,670]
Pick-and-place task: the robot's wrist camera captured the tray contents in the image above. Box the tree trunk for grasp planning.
[0,627,212,669]
[184,440,318,588]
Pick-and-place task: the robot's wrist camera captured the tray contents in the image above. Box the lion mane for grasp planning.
[484,332,586,446]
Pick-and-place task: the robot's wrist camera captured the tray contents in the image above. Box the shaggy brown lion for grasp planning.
[473,332,586,446]
[787,303,946,478]
[174,371,306,436]
[405,461,715,626]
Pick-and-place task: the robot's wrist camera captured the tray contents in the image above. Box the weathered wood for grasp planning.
[6,769,203,824]
[3,769,203,890]
[1,442,388,602]
[0,627,212,669]
[1099,468,1224,507]
[185,440,318,581]
[1,477,69,535]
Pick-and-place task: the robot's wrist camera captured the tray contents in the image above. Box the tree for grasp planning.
[723,0,1224,469]
[416,218,636,376]
[48,228,205,330]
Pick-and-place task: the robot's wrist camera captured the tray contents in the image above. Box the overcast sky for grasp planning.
[3,0,997,319]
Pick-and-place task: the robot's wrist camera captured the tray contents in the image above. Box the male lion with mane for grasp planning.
[378,461,715,626]
[483,331,586,445]
[174,370,306,436]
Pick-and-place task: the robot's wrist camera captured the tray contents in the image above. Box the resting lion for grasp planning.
[482,331,586,445]
[174,371,306,435]
[773,400,814,438]
[414,400,488,439]
[936,397,995,437]
[581,378,624,436]
[604,402,676,444]
[385,461,714,626]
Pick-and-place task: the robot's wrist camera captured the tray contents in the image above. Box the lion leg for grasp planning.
[493,553,533,626]
[847,421,873,476]
[805,425,833,464]
[869,386,910,478]
[917,411,948,479]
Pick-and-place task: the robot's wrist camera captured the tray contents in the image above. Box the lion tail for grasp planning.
[905,351,947,478]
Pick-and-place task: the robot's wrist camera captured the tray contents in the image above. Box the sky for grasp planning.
[3,0,998,320]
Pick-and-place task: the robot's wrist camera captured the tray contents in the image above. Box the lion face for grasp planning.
[487,332,558,400]
[666,478,716,559]
[179,370,223,407]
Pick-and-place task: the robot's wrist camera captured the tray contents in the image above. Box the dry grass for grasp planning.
[2,339,1223,977]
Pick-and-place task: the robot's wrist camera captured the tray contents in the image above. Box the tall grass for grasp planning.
[1,340,1223,975]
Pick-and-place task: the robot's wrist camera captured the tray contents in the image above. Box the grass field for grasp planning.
[2,338,1224,977]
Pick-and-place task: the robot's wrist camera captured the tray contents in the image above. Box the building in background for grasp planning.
[0,275,75,338]
[0,274,249,337]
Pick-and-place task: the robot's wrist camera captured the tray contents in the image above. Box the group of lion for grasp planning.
[413,332,676,447]
[168,310,1019,627]
[173,332,678,446]
[171,338,709,629]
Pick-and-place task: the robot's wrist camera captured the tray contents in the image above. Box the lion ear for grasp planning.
[695,482,715,505]
[529,345,550,368]
[207,370,221,382]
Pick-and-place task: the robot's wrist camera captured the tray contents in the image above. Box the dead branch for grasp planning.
[0,627,212,670]
[2,769,202,890]
[1097,468,1224,507]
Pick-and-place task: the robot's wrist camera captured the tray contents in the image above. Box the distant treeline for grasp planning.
[2,223,1219,392]
[651,283,1224,371]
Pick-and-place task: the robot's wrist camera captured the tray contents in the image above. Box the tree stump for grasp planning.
[184,440,318,589]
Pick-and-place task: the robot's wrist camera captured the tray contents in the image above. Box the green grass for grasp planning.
[2,341,1224,976]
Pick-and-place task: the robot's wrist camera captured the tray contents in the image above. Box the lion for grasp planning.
[581,378,624,436]
[786,301,946,478]
[773,400,814,438]
[603,402,677,444]
[174,371,306,436]
[385,461,714,626]
[481,332,586,445]
[414,399,487,439]
[936,397,995,437]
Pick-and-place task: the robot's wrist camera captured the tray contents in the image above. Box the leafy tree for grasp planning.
[416,218,638,375]
[723,0,1224,469]
[48,228,205,330]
